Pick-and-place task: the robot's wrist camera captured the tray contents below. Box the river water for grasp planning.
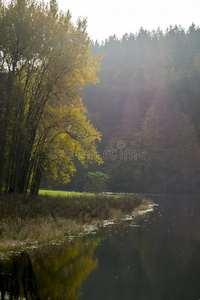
[1,195,200,299]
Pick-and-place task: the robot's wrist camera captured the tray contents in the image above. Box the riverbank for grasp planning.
[0,192,153,256]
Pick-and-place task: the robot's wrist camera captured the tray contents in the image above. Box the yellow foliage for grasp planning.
[0,0,103,194]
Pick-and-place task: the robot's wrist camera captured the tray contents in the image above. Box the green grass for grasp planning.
[39,189,94,197]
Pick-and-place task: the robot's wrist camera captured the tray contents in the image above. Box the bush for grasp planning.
[84,172,108,194]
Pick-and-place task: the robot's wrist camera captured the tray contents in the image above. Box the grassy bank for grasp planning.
[0,192,153,254]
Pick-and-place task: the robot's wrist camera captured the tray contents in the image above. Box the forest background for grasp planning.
[64,24,200,194]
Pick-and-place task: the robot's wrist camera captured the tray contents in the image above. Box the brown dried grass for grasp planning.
[0,193,152,252]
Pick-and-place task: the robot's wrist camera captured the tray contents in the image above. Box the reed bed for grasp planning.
[0,192,152,252]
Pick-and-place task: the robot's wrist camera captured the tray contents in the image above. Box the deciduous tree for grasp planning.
[0,0,102,194]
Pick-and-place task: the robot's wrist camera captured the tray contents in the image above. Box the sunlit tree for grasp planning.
[0,0,102,194]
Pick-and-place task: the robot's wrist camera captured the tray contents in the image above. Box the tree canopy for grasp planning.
[0,0,102,195]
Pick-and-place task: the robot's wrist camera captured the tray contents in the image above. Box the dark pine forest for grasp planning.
[68,24,200,194]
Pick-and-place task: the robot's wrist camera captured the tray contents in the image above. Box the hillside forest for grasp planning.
[1,0,200,195]
[68,24,200,194]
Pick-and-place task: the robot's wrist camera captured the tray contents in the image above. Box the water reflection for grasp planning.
[0,253,40,299]
[0,237,101,300]
[80,195,200,300]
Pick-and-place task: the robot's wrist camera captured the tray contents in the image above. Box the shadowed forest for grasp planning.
[68,25,200,194]
[1,0,200,195]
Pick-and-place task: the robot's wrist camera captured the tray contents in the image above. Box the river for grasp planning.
[1,194,200,299]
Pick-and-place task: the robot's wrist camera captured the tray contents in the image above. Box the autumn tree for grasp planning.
[0,0,102,195]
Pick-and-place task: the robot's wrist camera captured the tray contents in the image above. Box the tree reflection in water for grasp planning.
[0,253,40,299]
[0,236,101,300]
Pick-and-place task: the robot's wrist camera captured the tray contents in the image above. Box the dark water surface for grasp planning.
[1,195,200,299]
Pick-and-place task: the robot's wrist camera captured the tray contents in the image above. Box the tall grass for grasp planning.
[0,192,152,252]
